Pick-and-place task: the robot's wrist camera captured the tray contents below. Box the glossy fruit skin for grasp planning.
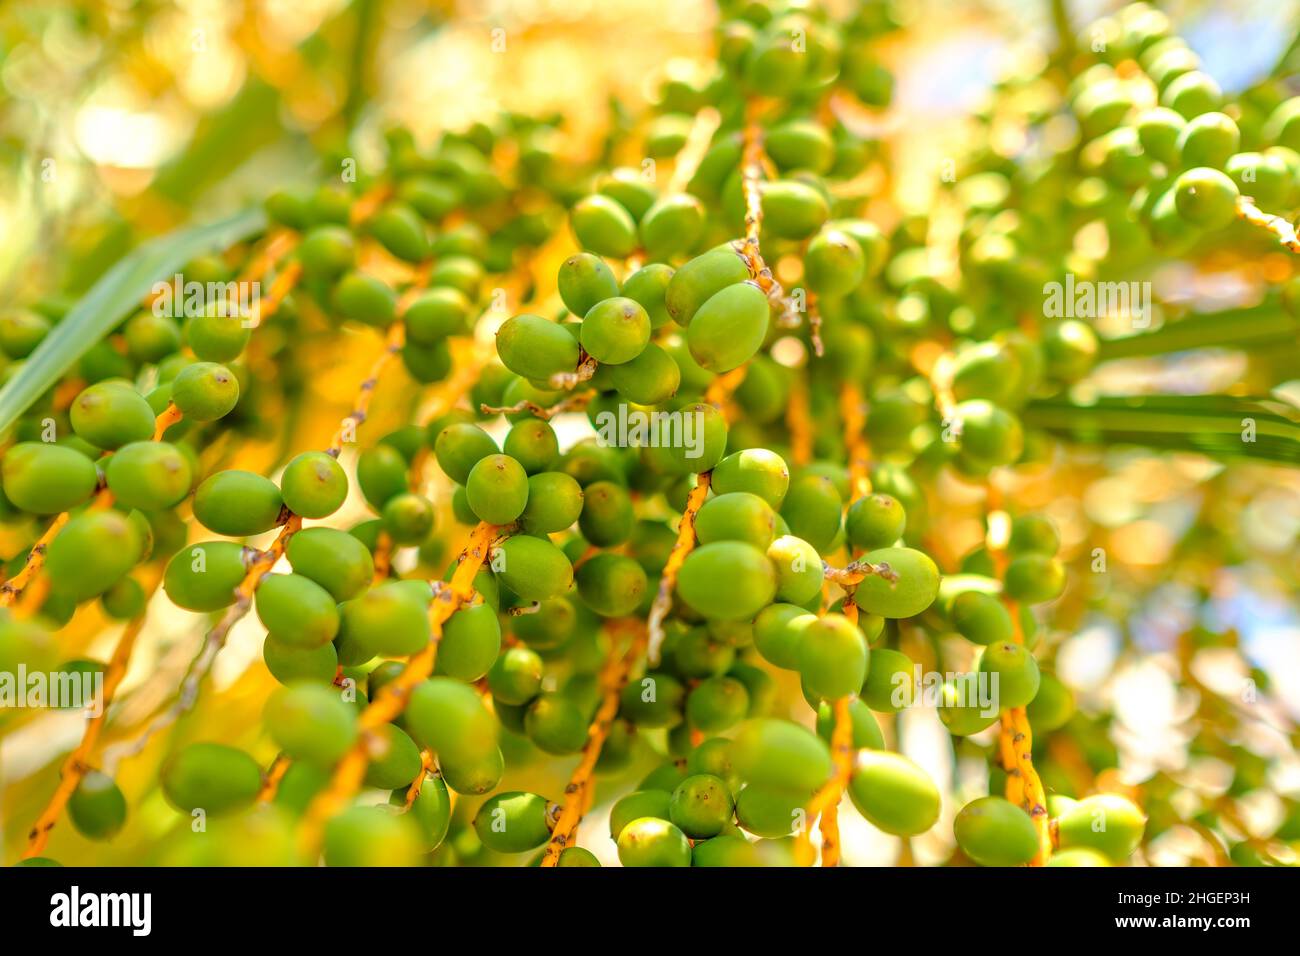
[1162,70,1221,119]
[582,297,651,369]
[621,263,674,329]
[163,540,247,611]
[356,443,408,510]
[0,309,50,358]
[779,474,842,554]
[494,534,573,601]
[609,790,672,840]
[406,677,498,768]
[402,772,452,851]
[816,697,885,750]
[598,167,657,219]
[263,634,337,684]
[848,751,941,837]
[686,676,750,733]
[578,480,634,546]
[557,847,601,867]
[640,193,705,259]
[754,604,811,670]
[1173,166,1239,228]
[1004,553,1067,604]
[496,314,580,382]
[101,576,146,619]
[643,401,728,474]
[286,526,373,601]
[766,535,822,605]
[950,590,1013,645]
[487,646,544,705]
[362,725,422,790]
[711,448,790,508]
[1177,111,1239,169]
[161,742,262,815]
[193,470,284,536]
[437,604,501,682]
[256,573,339,648]
[697,492,777,550]
[464,454,529,525]
[2,442,98,514]
[607,343,681,404]
[440,744,505,796]
[735,785,806,838]
[68,770,127,840]
[845,494,906,551]
[669,773,735,839]
[558,253,620,318]
[264,682,358,767]
[617,817,692,867]
[105,441,192,510]
[280,451,348,518]
[47,510,144,601]
[185,309,252,362]
[797,613,869,701]
[323,806,421,867]
[938,679,1000,736]
[403,287,471,344]
[382,492,435,544]
[854,546,940,618]
[677,541,777,621]
[298,225,356,280]
[732,718,832,793]
[1056,793,1146,861]
[1026,672,1075,732]
[665,245,752,326]
[332,271,397,327]
[473,791,555,852]
[954,796,1039,866]
[171,361,239,421]
[70,382,156,449]
[337,581,430,663]
[524,693,589,754]
[1046,847,1111,867]
[693,834,759,867]
[571,193,639,258]
[503,419,559,475]
[434,422,499,485]
[955,400,1024,468]
[804,228,866,296]
[370,202,430,262]
[978,641,1041,709]
[687,281,770,373]
[576,552,647,617]
[519,471,584,534]
[619,671,685,728]
[861,647,915,713]
[757,180,829,239]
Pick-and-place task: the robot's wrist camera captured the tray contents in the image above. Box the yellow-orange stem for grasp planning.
[647,472,711,665]
[296,522,498,859]
[23,575,160,858]
[540,622,647,866]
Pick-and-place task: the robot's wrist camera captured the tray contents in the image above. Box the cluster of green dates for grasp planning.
[1067,5,1300,248]
[0,0,1199,868]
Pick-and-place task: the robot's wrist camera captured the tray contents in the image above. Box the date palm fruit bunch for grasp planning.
[3,0,1298,869]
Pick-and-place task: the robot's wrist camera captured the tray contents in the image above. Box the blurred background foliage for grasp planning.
[1,0,1300,866]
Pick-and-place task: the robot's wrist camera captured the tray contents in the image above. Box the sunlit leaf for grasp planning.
[0,208,266,434]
